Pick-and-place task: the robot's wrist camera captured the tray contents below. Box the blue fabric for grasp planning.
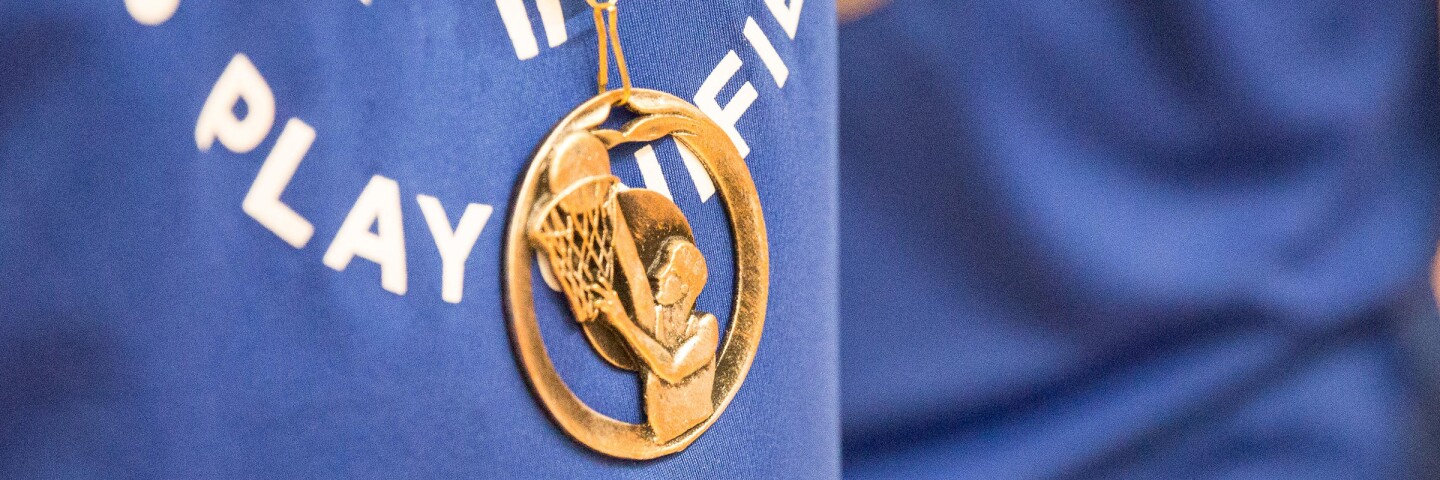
[0,1,838,477]
[839,1,1440,478]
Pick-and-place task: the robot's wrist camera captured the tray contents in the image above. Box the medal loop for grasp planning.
[587,0,633,104]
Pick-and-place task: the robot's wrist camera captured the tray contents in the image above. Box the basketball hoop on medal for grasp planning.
[529,172,622,325]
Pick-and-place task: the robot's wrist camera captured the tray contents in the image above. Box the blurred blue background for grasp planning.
[838,1,1440,478]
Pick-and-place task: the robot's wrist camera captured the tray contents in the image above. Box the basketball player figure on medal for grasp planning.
[528,132,720,443]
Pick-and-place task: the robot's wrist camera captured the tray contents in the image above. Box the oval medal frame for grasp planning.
[504,88,769,459]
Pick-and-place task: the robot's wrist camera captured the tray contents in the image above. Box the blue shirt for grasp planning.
[0,1,838,477]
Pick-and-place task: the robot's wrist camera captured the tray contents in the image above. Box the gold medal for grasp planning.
[503,0,769,460]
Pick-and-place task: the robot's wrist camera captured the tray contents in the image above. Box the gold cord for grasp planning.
[586,0,632,104]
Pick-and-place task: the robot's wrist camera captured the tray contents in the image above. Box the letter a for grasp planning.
[324,175,408,295]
